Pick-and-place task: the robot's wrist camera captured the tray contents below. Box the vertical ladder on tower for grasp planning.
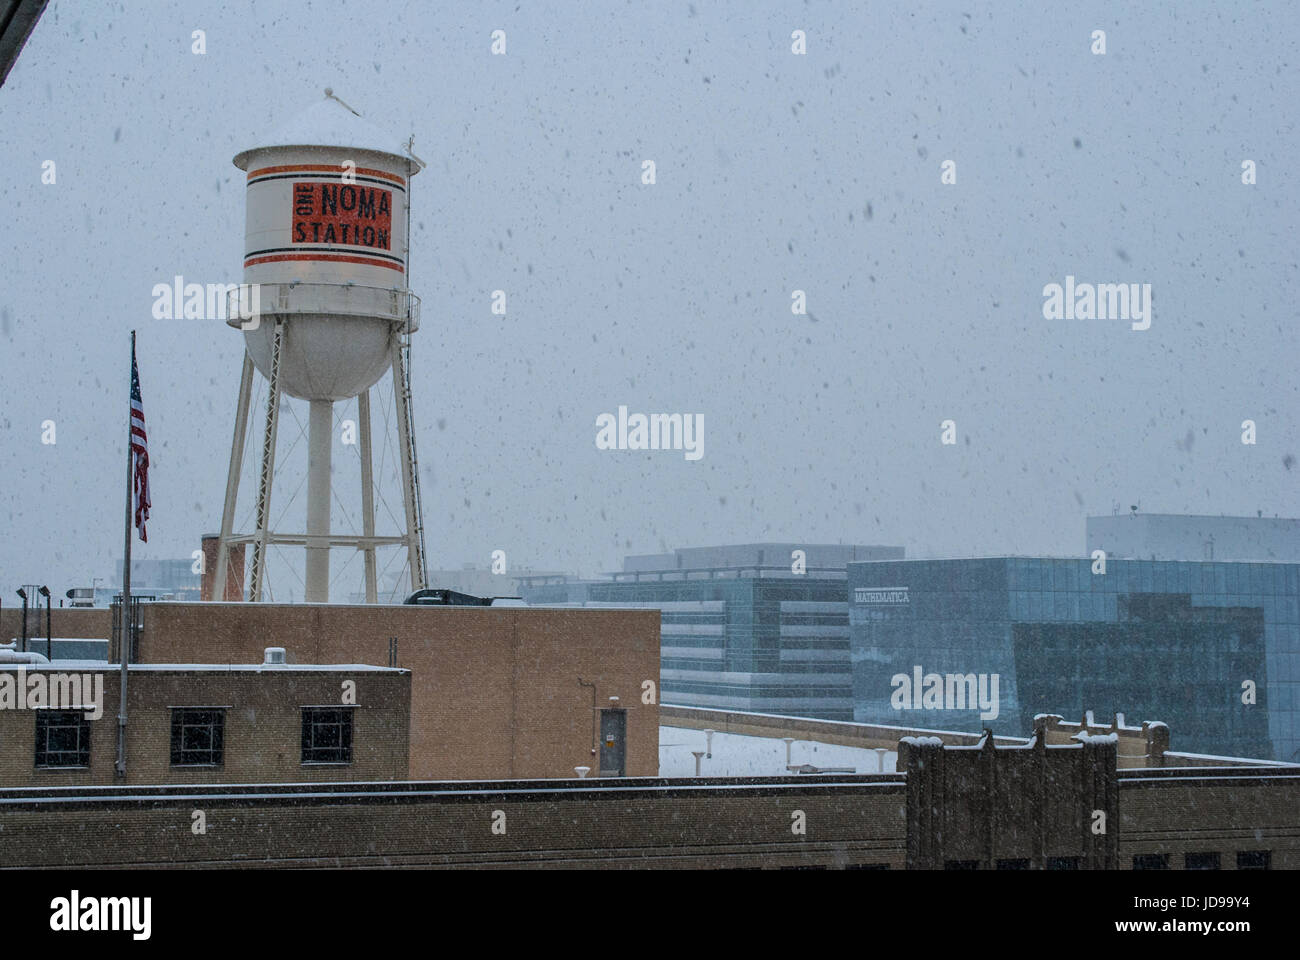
[392,325,427,593]
[248,321,284,601]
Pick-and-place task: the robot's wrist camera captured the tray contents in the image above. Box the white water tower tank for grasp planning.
[231,91,423,400]
[222,91,426,604]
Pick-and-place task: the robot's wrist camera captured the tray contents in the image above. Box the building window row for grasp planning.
[938,852,1272,871]
[1134,851,1270,870]
[34,707,355,769]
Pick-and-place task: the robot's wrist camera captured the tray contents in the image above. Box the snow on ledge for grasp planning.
[899,736,944,748]
[1070,731,1119,744]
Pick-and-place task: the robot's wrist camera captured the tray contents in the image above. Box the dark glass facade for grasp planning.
[848,558,1296,760]
[521,576,854,719]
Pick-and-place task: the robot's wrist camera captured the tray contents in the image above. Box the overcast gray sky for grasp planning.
[2,0,1297,598]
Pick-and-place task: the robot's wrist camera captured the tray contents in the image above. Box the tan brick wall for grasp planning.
[135,602,660,780]
[895,733,1300,869]
[0,780,907,868]
[200,537,245,601]
[1120,776,1300,869]
[0,750,1293,869]
[1,607,110,643]
[0,667,409,786]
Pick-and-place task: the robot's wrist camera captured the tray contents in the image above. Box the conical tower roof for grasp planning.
[233,90,422,172]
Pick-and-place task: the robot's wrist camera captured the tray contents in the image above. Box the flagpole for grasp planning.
[116,330,135,778]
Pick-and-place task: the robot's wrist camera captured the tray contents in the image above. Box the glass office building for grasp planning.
[523,575,856,719]
[521,545,904,720]
[848,558,1297,761]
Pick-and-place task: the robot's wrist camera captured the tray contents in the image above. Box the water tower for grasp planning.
[212,91,427,603]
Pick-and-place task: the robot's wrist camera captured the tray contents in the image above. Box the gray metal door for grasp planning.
[599,708,626,777]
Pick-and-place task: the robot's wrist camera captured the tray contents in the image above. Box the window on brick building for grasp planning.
[1133,854,1170,870]
[1046,857,1081,870]
[1185,852,1221,870]
[301,707,353,764]
[996,858,1031,870]
[35,710,91,768]
[1236,850,1270,870]
[170,708,226,766]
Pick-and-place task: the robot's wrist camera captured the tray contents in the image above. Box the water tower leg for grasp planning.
[391,339,425,592]
[357,388,378,603]
[214,353,254,601]
[248,322,285,602]
[305,398,333,603]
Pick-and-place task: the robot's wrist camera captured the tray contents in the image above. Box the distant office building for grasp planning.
[619,543,902,578]
[849,557,1299,761]
[345,564,572,604]
[522,543,905,720]
[1088,513,1300,563]
[114,556,202,602]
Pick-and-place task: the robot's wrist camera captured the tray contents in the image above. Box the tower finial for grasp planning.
[323,87,361,117]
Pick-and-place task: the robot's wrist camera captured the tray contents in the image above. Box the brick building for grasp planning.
[4,600,660,782]
[127,601,661,780]
[0,659,410,786]
[0,709,1294,869]
[1,607,110,648]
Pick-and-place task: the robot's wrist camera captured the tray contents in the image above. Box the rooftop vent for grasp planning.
[263,647,286,665]
[403,588,492,606]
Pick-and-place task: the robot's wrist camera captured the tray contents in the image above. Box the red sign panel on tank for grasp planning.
[292,181,393,250]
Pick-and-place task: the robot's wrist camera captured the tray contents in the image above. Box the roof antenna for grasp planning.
[323,87,361,117]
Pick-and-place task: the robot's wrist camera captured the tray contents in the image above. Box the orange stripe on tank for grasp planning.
[246,164,406,184]
[244,253,405,272]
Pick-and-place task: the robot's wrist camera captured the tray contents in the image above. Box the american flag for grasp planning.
[130,344,151,542]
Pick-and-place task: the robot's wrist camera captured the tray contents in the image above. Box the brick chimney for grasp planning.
[200,536,245,601]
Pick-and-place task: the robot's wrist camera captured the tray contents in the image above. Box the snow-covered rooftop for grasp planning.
[659,725,896,777]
